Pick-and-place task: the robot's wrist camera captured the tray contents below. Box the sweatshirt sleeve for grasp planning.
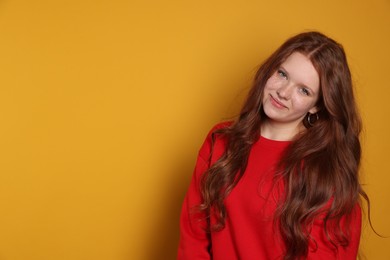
[177,124,223,260]
[307,204,362,260]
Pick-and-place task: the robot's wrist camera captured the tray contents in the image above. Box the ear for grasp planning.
[309,106,319,114]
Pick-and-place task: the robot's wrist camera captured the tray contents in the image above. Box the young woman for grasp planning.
[178,31,366,259]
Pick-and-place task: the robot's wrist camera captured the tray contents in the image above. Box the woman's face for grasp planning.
[262,52,320,130]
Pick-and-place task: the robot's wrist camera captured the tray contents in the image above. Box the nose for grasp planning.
[276,82,293,100]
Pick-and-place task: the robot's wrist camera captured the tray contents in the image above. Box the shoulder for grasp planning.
[210,121,233,132]
[198,121,233,161]
[204,121,233,141]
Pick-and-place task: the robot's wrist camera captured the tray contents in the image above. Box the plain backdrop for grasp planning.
[0,0,389,259]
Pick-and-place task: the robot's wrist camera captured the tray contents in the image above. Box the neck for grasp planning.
[261,120,305,141]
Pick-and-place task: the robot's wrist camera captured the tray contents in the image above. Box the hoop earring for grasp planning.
[307,112,319,127]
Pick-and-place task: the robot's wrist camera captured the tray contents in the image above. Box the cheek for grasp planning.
[264,77,279,91]
[293,98,317,112]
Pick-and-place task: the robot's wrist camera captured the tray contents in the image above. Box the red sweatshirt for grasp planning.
[178,123,361,260]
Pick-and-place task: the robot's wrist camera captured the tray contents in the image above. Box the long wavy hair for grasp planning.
[199,31,369,259]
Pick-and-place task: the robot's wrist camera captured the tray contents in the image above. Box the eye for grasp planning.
[277,69,288,79]
[299,87,310,96]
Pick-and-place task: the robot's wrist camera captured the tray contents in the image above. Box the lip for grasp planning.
[269,94,287,109]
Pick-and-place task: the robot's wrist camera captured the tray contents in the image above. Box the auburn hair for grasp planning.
[199,31,369,259]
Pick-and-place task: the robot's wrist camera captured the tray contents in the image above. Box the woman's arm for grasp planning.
[178,124,223,259]
[307,204,362,260]
[178,154,212,259]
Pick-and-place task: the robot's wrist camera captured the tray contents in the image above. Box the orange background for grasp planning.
[0,0,389,259]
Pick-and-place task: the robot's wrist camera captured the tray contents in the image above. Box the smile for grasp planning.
[269,94,287,109]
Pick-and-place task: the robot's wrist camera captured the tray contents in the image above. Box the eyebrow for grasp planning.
[279,66,315,93]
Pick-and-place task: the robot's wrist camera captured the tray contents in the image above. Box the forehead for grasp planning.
[281,52,320,91]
